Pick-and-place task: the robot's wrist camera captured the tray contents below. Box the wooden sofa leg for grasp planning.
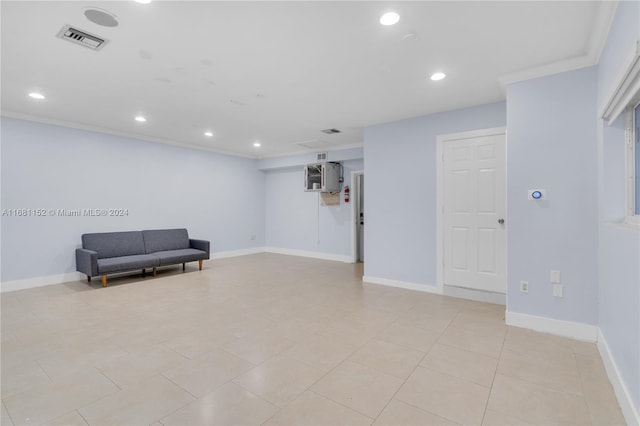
[142,269,146,277]
[199,259,203,270]
[101,275,107,288]
[182,263,186,271]
[153,267,157,277]
[87,275,91,283]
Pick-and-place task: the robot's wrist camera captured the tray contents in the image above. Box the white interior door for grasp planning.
[443,132,506,293]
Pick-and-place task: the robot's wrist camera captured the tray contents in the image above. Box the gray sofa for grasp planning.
[76,228,210,287]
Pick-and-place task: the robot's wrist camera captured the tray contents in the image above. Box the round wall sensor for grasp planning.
[84,8,119,27]
[528,189,546,200]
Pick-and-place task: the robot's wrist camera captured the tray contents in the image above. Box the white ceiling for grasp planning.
[1,1,615,158]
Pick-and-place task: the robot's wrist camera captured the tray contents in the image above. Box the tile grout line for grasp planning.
[310,389,376,424]
[75,408,90,426]
[257,331,384,423]
[254,344,374,424]
[572,349,599,424]
[95,366,123,391]
[364,309,461,424]
[2,399,17,426]
[479,321,507,425]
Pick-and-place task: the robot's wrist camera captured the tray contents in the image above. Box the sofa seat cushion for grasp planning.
[152,249,208,266]
[97,254,159,274]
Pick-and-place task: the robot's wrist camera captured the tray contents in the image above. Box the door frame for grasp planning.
[351,170,364,263]
[436,127,507,295]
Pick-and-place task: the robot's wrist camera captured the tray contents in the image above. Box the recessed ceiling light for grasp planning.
[204,131,213,137]
[28,92,45,100]
[380,12,400,26]
[134,0,152,4]
[253,142,261,148]
[430,72,446,81]
[84,8,119,27]
[134,116,147,122]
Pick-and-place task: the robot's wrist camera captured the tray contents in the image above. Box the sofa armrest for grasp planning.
[76,248,98,277]
[189,239,210,258]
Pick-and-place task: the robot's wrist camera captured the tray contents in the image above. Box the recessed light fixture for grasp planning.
[430,72,446,81]
[84,8,119,27]
[380,12,400,26]
[28,92,45,100]
[134,0,152,4]
[204,131,213,137]
[253,142,261,148]
[134,116,147,122]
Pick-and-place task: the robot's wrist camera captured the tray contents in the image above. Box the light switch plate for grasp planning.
[553,284,563,297]
[551,270,561,284]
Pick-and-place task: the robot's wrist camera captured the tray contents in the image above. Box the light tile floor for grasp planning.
[1,254,626,425]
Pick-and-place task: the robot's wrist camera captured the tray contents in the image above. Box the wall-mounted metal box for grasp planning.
[304,162,342,193]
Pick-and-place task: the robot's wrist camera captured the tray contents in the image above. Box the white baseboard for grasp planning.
[0,247,267,293]
[362,275,442,295]
[598,328,640,426]
[0,271,84,293]
[210,247,266,260]
[505,311,598,342]
[264,246,351,263]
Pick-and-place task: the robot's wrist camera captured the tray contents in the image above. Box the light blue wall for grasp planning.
[597,0,640,414]
[363,102,506,285]
[0,117,266,283]
[506,67,599,325]
[264,158,363,258]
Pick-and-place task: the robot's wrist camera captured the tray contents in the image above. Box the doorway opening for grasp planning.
[351,170,364,264]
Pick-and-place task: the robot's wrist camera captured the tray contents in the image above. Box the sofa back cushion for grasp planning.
[142,229,190,253]
[82,231,146,259]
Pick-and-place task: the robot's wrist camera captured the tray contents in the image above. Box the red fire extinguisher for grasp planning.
[344,186,350,203]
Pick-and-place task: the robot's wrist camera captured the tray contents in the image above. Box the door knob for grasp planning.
[498,218,505,224]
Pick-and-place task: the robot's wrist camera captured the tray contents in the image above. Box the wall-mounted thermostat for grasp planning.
[528,189,547,200]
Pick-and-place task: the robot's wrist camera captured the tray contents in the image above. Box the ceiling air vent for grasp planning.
[56,25,108,51]
[321,128,341,134]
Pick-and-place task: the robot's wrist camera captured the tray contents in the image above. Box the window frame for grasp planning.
[601,43,640,228]
[625,102,640,226]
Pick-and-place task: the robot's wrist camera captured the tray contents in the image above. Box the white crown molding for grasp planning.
[499,1,618,88]
[505,311,598,342]
[588,0,619,65]
[1,111,364,160]
[598,328,640,426]
[499,55,595,88]
[0,110,258,159]
[256,142,364,160]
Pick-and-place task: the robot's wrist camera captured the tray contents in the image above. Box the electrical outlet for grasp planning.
[250,234,256,241]
[550,270,561,284]
[553,284,563,297]
[520,281,529,293]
